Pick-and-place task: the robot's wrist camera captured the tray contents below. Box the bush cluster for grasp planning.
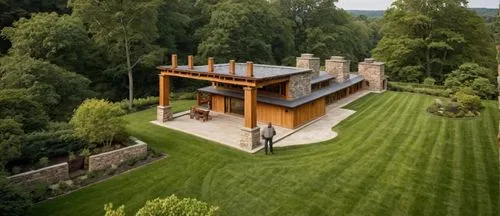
[18,129,87,164]
[388,82,452,97]
[105,195,219,216]
[427,91,483,118]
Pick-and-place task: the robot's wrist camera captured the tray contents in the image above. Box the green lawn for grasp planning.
[31,92,499,216]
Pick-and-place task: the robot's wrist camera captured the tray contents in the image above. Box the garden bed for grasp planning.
[32,145,165,203]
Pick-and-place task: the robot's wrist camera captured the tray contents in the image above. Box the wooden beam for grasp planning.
[244,87,257,128]
[161,70,257,87]
[159,74,170,106]
[257,77,289,88]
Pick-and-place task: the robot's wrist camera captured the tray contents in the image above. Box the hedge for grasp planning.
[388,82,452,97]
[19,129,87,163]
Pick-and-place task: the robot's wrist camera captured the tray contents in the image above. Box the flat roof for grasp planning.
[311,71,335,84]
[158,63,312,80]
[198,74,364,108]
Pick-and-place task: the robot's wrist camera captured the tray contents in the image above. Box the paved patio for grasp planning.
[151,112,293,153]
[152,90,375,153]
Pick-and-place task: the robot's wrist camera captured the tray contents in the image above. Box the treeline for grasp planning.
[0,0,378,120]
[348,8,498,19]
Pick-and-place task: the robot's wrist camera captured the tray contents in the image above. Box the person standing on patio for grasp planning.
[262,122,276,155]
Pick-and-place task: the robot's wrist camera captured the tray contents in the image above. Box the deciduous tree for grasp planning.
[69,0,164,110]
[0,55,93,120]
[197,0,293,64]
[373,0,496,82]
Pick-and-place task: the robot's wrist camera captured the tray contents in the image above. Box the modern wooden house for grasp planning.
[157,54,386,150]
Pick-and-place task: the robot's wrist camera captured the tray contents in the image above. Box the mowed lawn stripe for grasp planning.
[29,92,499,216]
[392,112,441,215]
[348,96,428,214]
[341,93,425,214]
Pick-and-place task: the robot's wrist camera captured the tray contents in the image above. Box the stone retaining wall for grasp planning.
[89,139,148,172]
[8,163,69,186]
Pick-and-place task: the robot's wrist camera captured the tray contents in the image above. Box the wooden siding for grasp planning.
[293,97,325,127]
[209,94,326,129]
[211,94,225,113]
[256,102,294,128]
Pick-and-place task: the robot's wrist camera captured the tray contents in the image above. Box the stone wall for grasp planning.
[89,140,148,172]
[8,163,69,186]
[358,58,386,91]
[288,72,312,100]
[325,56,350,83]
[296,53,320,76]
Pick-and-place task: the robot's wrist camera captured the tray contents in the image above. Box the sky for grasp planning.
[336,0,498,10]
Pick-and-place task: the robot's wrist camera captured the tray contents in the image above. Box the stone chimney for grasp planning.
[358,58,386,91]
[325,56,350,83]
[296,53,320,76]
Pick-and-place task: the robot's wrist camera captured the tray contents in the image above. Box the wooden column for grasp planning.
[243,87,257,128]
[196,91,201,106]
[159,74,170,106]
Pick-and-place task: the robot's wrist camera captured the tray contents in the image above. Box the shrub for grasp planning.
[0,89,49,133]
[444,63,496,99]
[0,119,24,169]
[104,195,219,216]
[455,91,483,112]
[37,157,50,168]
[71,99,127,146]
[11,166,21,175]
[423,77,436,86]
[177,92,196,100]
[20,129,87,163]
[0,175,32,215]
[118,97,159,113]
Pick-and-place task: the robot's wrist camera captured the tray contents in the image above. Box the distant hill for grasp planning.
[347,8,497,18]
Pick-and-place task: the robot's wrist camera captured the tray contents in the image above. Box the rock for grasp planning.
[435,99,443,107]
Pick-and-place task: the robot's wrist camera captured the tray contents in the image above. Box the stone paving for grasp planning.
[152,90,376,153]
[151,113,292,153]
[274,90,372,147]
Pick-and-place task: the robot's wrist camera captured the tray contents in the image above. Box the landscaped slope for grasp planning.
[30,92,499,216]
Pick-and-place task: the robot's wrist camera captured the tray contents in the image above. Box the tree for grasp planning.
[373,0,496,83]
[0,55,93,120]
[104,195,219,216]
[0,0,69,55]
[70,99,126,146]
[0,89,49,133]
[444,63,496,99]
[196,0,293,64]
[0,174,32,216]
[0,118,23,168]
[274,0,371,65]
[69,0,164,110]
[1,12,92,72]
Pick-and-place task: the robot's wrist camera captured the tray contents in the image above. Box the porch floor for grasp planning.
[151,90,376,153]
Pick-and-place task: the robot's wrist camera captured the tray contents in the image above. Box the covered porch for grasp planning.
[156,55,291,151]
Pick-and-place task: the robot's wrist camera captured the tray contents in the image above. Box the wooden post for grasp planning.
[229,60,235,75]
[159,74,170,106]
[208,57,214,73]
[172,54,177,69]
[188,55,194,69]
[196,91,201,106]
[243,87,257,128]
[246,61,254,77]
